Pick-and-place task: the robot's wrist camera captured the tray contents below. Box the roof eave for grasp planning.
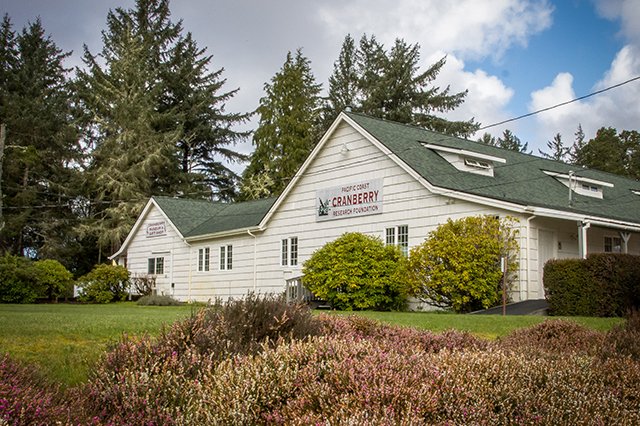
[184,226,265,243]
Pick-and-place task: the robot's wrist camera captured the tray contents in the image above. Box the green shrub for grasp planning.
[302,232,407,311]
[0,254,40,303]
[137,294,181,306]
[77,264,130,303]
[544,259,592,316]
[403,215,519,313]
[32,259,74,302]
[544,254,640,317]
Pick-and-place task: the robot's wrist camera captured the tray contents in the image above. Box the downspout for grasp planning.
[525,214,537,301]
[578,221,591,259]
[247,230,257,292]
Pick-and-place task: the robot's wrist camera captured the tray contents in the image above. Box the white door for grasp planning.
[537,229,556,298]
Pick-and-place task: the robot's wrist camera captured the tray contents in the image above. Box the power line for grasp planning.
[478,75,640,131]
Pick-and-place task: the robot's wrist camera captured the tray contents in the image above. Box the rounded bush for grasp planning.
[0,254,39,303]
[403,215,519,313]
[77,264,130,303]
[32,259,74,302]
[302,232,407,311]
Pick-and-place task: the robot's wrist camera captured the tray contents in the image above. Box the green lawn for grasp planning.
[0,302,196,387]
[327,310,623,339]
[0,303,623,387]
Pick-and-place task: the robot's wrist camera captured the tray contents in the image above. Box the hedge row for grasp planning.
[544,253,640,316]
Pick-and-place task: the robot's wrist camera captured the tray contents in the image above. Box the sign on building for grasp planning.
[146,221,166,237]
[316,178,383,222]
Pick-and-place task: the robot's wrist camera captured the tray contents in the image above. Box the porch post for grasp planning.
[620,232,631,254]
[578,221,590,259]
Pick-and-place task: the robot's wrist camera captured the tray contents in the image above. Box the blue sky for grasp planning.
[4,0,640,161]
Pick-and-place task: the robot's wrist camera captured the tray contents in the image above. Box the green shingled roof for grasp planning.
[153,196,277,238]
[346,112,640,224]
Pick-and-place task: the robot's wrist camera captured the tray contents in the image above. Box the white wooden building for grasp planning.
[110,112,640,304]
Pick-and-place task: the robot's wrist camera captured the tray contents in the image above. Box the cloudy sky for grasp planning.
[5,0,640,164]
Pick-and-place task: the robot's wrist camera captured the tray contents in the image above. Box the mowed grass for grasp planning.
[329,310,623,339]
[0,302,196,387]
[0,303,623,387]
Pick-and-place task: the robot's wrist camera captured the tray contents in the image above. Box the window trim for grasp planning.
[147,256,164,275]
[385,225,409,257]
[198,247,210,272]
[220,244,233,271]
[281,237,299,267]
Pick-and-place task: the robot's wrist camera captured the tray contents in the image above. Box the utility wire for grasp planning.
[478,75,640,131]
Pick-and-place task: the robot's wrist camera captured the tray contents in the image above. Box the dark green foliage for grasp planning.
[544,259,593,316]
[0,253,39,303]
[479,128,529,152]
[76,0,248,255]
[323,35,478,137]
[77,264,130,303]
[571,126,640,179]
[538,133,569,161]
[242,49,322,199]
[302,232,407,311]
[137,294,181,306]
[544,254,640,317]
[0,16,81,261]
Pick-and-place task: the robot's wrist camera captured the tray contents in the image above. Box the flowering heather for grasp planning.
[1,301,639,425]
[0,354,67,426]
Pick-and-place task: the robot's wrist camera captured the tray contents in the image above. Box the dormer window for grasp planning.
[464,158,491,170]
[543,171,612,199]
[422,143,506,177]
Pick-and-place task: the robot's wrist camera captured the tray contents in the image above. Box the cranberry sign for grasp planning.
[316,179,383,221]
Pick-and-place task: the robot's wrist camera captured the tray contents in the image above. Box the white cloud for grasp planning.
[528,0,640,147]
[317,0,553,61]
[593,0,640,44]
[429,53,515,137]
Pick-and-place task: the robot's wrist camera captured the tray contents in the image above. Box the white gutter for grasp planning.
[247,229,258,292]
[186,226,263,243]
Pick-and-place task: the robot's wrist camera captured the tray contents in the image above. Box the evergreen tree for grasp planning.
[242,49,322,198]
[0,16,80,263]
[324,35,478,137]
[161,32,250,201]
[321,34,359,130]
[77,0,248,254]
[76,0,184,254]
[573,127,627,176]
[569,124,586,165]
[480,129,528,152]
[539,133,568,161]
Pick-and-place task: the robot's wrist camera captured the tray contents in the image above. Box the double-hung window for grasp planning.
[147,257,164,275]
[198,247,210,272]
[281,237,299,266]
[220,245,233,270]
[386,225,409,257]
[604,236,622,253]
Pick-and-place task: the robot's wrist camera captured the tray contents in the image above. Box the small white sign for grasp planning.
[146,221,166,237]
[316,178,383,222]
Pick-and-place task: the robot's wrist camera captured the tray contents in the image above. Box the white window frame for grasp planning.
[220,245,233,270]
[147,257,164,275]
[198,247,210,272]
[281,237,299,267]
[385,225,409,257]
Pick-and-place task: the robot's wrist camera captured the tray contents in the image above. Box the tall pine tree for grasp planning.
[242,49,322,198]
[76,1,182,254]
[323,35,478,137]
[77,0,248,255]
[0,16,80,263]
[539,133,568,161]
